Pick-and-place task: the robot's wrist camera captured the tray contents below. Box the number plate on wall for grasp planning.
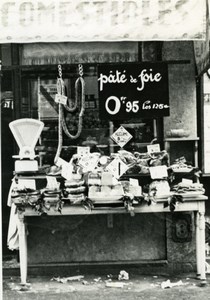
[98,63,169,120]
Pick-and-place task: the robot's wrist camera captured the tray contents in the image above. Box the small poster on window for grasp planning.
[111,126,133,148]
[38,80,58,120]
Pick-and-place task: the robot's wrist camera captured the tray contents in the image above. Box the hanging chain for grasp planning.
[57,64,65,96]
[58,64,62,78]
[54,103,63,164]
[54,64,65,164]
[78,64,83,77]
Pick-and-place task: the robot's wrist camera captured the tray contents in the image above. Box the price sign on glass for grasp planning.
[111,126,132,148]
[98,63,169,120]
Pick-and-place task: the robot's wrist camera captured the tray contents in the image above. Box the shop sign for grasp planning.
[21,42,138,65]
[0,0,206,43]
[98,63,169,120]
[111,126,132,148]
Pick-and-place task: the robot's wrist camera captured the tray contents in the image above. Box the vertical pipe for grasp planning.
[109,121,114,154]
[153,119,157,139]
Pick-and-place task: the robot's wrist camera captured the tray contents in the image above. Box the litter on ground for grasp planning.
[118,270,129,281]
[106,282,125,288]
[51,275,84,283]
[161,279,184,289]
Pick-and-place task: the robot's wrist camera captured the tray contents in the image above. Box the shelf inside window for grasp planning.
[164,137,199,142]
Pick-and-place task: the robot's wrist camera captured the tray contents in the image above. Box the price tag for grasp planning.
[182,178,193,185]
[111,126,133,148]
[18,179,36,190]
[55,157,66,167]
[77,146,90,157]
[61,160,74,180]
[79,154,99,173]
[149,165,168,179]
[106,157,128,179]
[55,94,67,105]
[46,176,59,190]
[147,144,160,154]
[129,178,139,186]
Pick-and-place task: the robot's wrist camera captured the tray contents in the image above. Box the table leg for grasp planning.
[198,211,206,283]
[17,213,28,284]
[196,212,201,278]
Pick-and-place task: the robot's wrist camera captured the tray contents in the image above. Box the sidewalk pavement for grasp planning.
[2,272,210,300]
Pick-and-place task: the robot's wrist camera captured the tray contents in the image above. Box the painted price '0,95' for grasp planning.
[105,96,139,115]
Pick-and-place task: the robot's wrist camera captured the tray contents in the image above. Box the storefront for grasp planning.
[1,0,209,283]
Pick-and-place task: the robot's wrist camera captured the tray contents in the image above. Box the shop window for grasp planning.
[20,66,156,167]
[18,41,166,166]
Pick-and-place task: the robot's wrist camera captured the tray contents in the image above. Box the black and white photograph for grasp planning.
[1,1,210,299]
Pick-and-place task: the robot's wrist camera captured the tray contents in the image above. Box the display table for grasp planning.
[15,194,207,285]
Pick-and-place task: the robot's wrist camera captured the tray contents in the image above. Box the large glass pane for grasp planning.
[20,66,156,167]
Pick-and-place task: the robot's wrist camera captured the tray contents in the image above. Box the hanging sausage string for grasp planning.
[54,64,85,164]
